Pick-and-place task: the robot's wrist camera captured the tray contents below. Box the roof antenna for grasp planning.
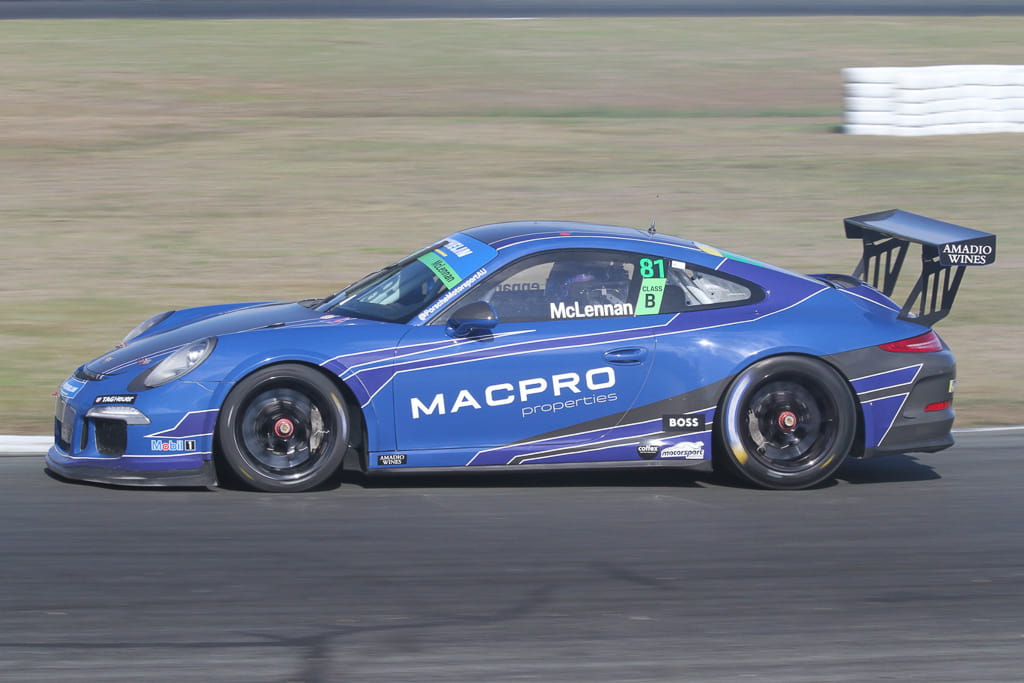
[648,193,659,236]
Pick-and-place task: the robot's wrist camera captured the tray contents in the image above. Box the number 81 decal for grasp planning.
[636,257,666,315]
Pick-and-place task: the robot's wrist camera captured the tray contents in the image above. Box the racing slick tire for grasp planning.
[216,364,350,492]
[716,355,857,490]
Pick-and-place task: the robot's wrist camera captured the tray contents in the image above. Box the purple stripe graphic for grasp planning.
[852,365,921,394]
[146,410,218,438]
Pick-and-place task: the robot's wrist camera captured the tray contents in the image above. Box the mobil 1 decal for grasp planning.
[635,257,666,315]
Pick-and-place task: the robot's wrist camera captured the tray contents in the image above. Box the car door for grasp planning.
[391,249,661,466]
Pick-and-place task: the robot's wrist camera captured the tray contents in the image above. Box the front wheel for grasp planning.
[716,356,857,490]
[217,364,351,492]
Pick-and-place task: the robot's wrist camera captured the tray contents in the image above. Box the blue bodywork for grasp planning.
[47,220,961,486]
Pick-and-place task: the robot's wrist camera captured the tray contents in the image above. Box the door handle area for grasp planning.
[603,347,648,365]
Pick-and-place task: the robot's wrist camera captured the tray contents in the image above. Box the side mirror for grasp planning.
[446,301,498,338]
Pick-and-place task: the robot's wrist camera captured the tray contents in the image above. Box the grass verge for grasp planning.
[1,17,1021,432]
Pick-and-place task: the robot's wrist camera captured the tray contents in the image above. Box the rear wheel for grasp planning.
[716,356,856,490]
[217,364,350,492]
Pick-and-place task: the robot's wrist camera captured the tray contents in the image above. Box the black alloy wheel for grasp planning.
[716,356,857,490]
[217,364,350,492]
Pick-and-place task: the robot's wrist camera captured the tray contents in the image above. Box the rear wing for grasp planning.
[844,209,996,326]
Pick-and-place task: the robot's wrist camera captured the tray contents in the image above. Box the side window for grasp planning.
[659,260,758,313]
[463,250,637,323]
[434,250,761,324]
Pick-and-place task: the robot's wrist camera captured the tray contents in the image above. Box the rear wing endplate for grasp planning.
[844,209,996,326]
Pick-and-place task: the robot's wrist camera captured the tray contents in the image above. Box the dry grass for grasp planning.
[1,17,1021,432]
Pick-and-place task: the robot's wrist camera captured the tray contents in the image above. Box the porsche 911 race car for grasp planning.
[47,210,996,491]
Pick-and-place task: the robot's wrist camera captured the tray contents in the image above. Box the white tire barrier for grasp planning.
[843,65,1024,136]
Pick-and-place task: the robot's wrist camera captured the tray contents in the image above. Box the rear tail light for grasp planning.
[925,400,952,412]
[879,330,943,353]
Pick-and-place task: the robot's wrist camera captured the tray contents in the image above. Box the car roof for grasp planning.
[462,220,697,250]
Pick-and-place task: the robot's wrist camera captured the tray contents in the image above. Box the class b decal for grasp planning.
[410,367,616,419]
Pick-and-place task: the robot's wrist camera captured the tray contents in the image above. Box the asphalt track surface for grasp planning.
[2,0,1024,18]
[0,430,1020,681]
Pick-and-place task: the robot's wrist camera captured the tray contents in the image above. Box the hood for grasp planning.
[82,302,328,377]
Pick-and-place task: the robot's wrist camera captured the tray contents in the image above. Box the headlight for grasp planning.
[123,311,174,344]
[143,338,216,388]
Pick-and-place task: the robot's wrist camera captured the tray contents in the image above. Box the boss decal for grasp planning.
[378,454,407,466]
[94,394,137,405]
[662,414,706,432]
[150,439,197,452]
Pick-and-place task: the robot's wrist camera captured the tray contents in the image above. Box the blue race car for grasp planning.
[48,210,996,491]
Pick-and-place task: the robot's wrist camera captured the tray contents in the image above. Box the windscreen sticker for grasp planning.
[417,235,497,292]
[635,257,667,315]
[418,251,462,289]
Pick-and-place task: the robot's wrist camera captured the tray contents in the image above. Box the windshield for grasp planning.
[318,234,497,323]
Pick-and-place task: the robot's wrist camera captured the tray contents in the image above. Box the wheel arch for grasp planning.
[715,351,865,460]
[213,359,369,474]
[712,351,863,488]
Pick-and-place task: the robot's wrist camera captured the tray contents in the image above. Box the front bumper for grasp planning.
[46,448,217,487]
[48,373,221,487]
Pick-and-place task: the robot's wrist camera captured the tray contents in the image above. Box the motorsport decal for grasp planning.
[377,454,407,466]
[939,235,996,266]
[150,439,197,452]
[660,441,705,459]
[637,439,704,460]
[662,414,706,432]
[410,367,617,419]
[94,394,137,405]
